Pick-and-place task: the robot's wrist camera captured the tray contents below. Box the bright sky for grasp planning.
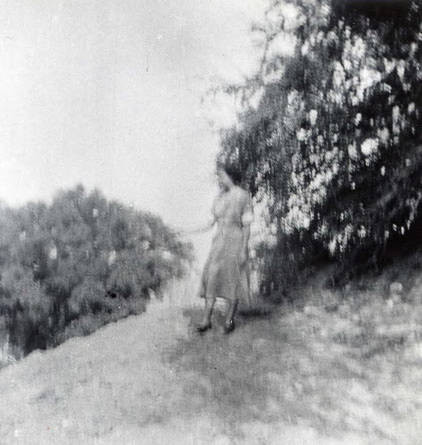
[0,0,266,262]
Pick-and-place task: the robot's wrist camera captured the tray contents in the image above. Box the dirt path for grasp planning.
[0,277,421,444]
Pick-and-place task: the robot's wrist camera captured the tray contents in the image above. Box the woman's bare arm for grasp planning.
[241,224,251,262]
[181,218,216,236]
[240,194,253,263]
[177,196,218,236]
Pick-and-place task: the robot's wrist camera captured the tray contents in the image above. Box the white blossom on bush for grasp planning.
[309,109,318,126]
[296,128,307,141]
[361,138,379,156]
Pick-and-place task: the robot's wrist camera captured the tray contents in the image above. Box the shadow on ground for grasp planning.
[164,302,422,444]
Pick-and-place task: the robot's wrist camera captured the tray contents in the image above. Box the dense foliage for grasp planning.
[0,185,191,357]
[219,0,422,297]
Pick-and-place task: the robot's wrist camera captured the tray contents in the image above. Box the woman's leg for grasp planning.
[223,299,238,333]
[197,297,215,332]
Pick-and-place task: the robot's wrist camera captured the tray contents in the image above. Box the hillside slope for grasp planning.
[1,275,422,444]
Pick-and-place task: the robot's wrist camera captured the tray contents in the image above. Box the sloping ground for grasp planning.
[0,275,422,444]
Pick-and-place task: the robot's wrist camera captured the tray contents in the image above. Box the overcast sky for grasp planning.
[0,0,267,261]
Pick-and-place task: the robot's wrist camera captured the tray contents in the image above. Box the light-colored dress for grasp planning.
[199,186,253,303]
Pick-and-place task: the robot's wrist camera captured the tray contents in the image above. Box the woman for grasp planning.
[196,163,253,334]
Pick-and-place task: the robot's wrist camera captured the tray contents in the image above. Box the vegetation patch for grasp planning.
[0,185,191,362]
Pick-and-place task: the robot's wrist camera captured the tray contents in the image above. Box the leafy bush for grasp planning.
[69,278,107,317]
[0,185,192,356]
[218,0,422,297]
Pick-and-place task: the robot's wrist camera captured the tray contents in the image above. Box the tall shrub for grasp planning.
[219,0,422,297]
[0,186,192,355]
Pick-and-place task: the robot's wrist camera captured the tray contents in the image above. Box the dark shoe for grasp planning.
[196,322,212,333]
[223,319,235,334]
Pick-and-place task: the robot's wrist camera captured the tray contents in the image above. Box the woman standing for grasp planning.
[196,163,253,334]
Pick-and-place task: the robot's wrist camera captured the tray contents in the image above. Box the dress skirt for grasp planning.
[198,223,249,303]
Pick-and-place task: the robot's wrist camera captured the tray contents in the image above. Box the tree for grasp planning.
[219,0,422,297]
[0,186,192,356]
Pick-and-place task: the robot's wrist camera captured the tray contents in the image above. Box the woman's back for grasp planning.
[213,186,249,229]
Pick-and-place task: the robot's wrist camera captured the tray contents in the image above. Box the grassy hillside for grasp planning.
[1,263,422,444]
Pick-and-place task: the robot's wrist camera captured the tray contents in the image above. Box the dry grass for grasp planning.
[1,266,422,444]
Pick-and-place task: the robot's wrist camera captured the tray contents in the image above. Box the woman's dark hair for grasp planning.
[219,161,243,185]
